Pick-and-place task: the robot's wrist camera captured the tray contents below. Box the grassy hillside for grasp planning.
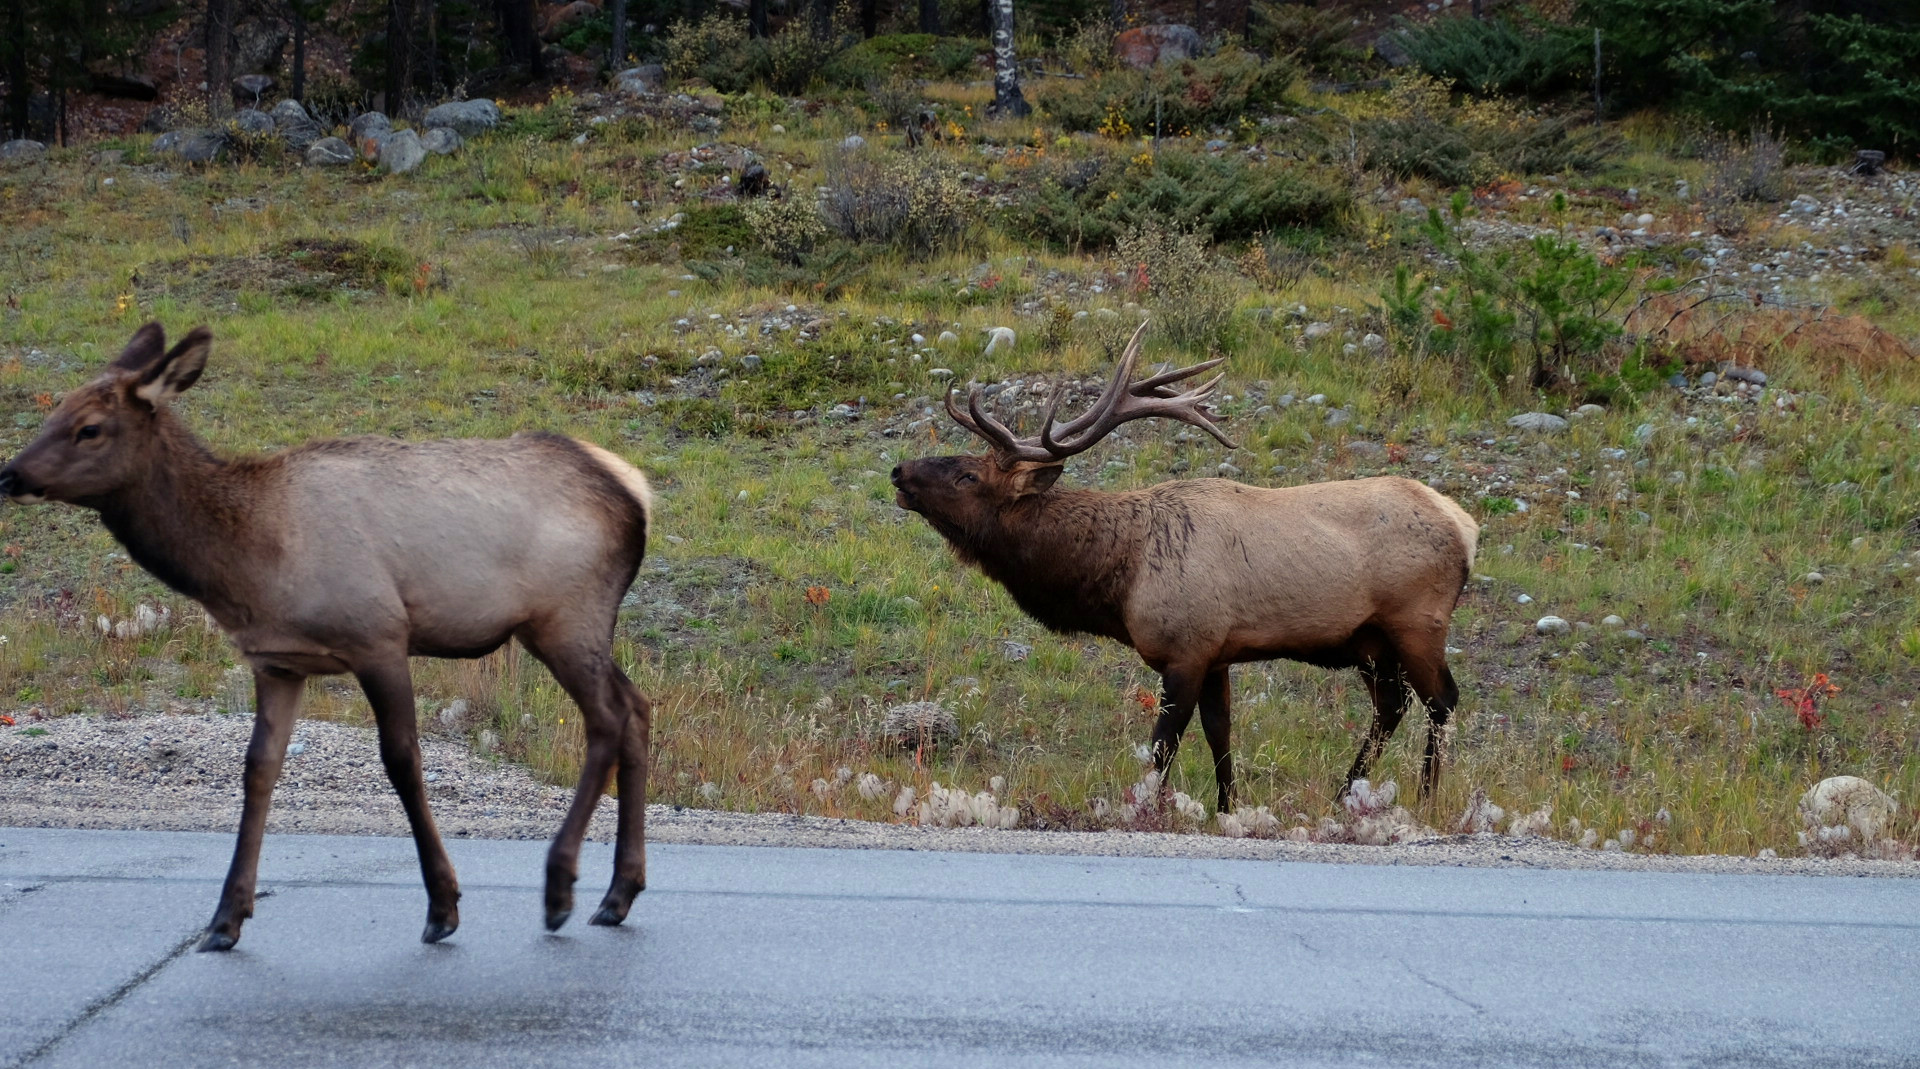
[1,74,1917,856]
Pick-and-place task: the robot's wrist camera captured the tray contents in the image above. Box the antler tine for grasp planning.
[1130,355,1227,398]
[1048,364,1240,454]
[1039,319,1148,452]
[946,382,1054,464]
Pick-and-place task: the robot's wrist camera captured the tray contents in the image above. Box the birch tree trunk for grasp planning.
[989,0,1029,118]
[205,0,234,116]
[918,0,940,35]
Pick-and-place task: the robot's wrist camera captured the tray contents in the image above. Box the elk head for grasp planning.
[0,322,210,506]
[891,322,1237,535]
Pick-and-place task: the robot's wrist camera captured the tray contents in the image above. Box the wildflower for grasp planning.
[805,585,830,605]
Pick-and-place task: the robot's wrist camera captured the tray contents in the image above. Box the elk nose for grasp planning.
[0,468,15,499]
[889,466,904,487]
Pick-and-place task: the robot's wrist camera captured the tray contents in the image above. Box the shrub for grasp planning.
[1055,16,1120,76]
[1248,1,1369,77]
[1699,125,1789,207]
[1354,74,1615,186]
[1115,223,1239,350]
[746,191,829,263]
[663,14,756,91]
[1395,14,1589,98]
[820,152,977,252]
[763,26,846,94]
[1035,47,1299,137]
[1015,146,1351,249]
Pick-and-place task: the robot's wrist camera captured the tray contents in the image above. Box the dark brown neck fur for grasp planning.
[943,487,1146,643]
[87,409,276,621]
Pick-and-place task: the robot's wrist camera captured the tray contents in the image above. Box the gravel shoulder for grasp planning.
[5,711,1917,878]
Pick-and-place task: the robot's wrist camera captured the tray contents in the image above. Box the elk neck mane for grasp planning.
[948,484,1147,643]
[91,407,279,611]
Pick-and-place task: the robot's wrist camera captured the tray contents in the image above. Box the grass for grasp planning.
[1,86,1917,858]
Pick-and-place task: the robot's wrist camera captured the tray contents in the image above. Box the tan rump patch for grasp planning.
[574,441,653,517]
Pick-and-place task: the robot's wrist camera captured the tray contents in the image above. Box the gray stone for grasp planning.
[1303,321,1334,340]
[269,98,310,126]
[1535,616,1572,636]
[377,128,427,174]
[881,700,958,749]
[1113,24,1203,70]
[348,111,392,144]
[1000,641,1032,663]
[1572,403,1606,418]
[1324,408,1351,427]
[1346,441,1386,458]
[305,136,354,166]
[230,108,274,134]
[420,127,463,155]
[841,134,867,150]
[1,138,47,161]
[1375,31,1414,67]
[1507,412,1569,433]
[1804,571,1824,585]
[614,65,666,96]
[161,128,230,163]
[423,98,502,137]
[1601,615,1625,628]
[277,119,325,151]
[1697,371,1717,388]
[1668,373,1689,389]
[1723,365,1767,385]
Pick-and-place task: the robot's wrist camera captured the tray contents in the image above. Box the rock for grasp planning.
[423,98,502,137]
[1535,615,1572,636]
[881,700,959,749]
[161,128,230,163]
[231,73,276,107]
[1799,776,1896,842]
[614,65,666,96]
[305,136,354,166]
[0,139,45,161]
[349,111,393,143]
[1217,462,1242,477]
[540,0,598,41]
[1723,365,1767,385]
[277,119,325,151]
[1303,321,1333,340]
[1204,139,1228,152]
[269,98,310,126]
[1374,31,1414,67]
[1507,412,1569,433]
[841,134,867,150]
[230,108,274,134]
[1804,571,1824,585]
[1697,371,1717,388]
[378,128,427,174]
[1112,25,1203,70]
[1000,641,1031,662]
[983,326,1016,355]
[1346,441,1386,458]
[1361,332,1385,352]
[936,331,958,345]
[1852,150,1886,177]
[1600,614,1625,627]
[420,127,463,155]
[1667,373,1688,389]
[739,354,762,370]
[1571,403,1606,418]
[1323,408,1351,427]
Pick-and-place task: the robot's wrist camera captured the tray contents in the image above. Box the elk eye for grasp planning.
[956,472,978,485]
[76,424,102,441]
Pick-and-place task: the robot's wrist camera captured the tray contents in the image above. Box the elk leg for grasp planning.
[1148,668,1203,797]
[1343,660,1409,799]
[1197,667,1233,814]
[1402,658,1460,800]
[590,674,652,927]
[358,660,462,943]
[201,669,303,952]
[519,636,625,933]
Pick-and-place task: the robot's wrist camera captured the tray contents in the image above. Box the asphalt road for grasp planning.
[1,827,1915,1068]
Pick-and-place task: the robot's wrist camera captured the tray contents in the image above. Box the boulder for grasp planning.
[158,128,230,163]
[1799,776,1896,842]
[881,701,959,750]
[614,64,666,97]
[1374,31,1414,67]
[349,111,392,144]
[231,74,276,108]
[305,136,354,166]
[377,128,427,174]
[420,127,463,155]
[1112,25,1203,70]
[1507,411,1569,433]
[269,98,311,126]
[230,108,275,134]
[277,119,326,152]
[0,139,46,161]
[422,98,502,138]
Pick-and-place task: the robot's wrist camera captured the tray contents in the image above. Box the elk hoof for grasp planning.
[197,928,239,953]
[421,917,459,944]
[544,907,572,932]
[589,902,627,927]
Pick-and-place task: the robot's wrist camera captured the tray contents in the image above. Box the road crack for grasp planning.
[7,928,202,1068]
[1395,955,1487,1015]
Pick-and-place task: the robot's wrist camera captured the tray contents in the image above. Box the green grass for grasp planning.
[1,88,1917,858]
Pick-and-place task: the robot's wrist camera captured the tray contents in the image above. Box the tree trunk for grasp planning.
[988,0,1028,117]
[748,0,767,39]
[859,0,877,38]
[918,0,940,34]
[499,0,541,79]
[810,0,834,40]
[613,0,631,60]
[291,8,307,100]
[205,0,235,116]
[3,0,28,138]
[388,0,436,111]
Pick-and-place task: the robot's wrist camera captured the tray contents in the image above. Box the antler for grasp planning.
[943,320,1239,467]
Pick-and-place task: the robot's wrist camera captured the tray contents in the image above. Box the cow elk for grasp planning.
[891,322,1478,813]
[0,323,656,950]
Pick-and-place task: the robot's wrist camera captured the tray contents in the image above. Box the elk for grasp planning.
[0,323,654,950]
[891,323,1478,813]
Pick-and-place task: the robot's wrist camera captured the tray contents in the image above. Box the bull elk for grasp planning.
[0,323,655,950]
[890,323,1478,812]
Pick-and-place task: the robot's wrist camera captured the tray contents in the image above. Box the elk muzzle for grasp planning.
[0,463,41,503]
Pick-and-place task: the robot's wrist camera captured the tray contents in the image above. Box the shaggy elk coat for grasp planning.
[891,324,1478,812]
[0,324,655,950]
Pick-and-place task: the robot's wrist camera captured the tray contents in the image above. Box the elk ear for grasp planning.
[130,327,211,407]
[1010,463,1064,499]
[110,322,168,373]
